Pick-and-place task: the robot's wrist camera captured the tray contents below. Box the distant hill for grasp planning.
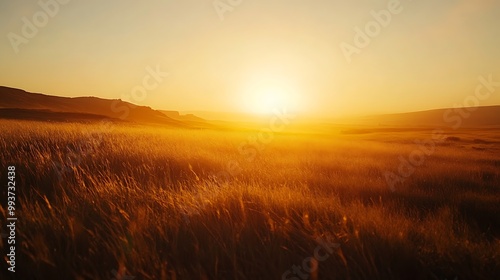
[0,108,124,123]
[2,86,498,129]
[182,110,270,123]
[347,106,500,128]
[160,110,206,122]
[0,86,187,126]
[159,110,220,129]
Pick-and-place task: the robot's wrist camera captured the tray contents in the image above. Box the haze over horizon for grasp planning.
[1,0,500,117]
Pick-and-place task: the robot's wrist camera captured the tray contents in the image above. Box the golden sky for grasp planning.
[1,0,499,117]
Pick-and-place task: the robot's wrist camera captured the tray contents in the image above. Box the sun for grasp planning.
[241,79,301,115]
[251,85,290,114]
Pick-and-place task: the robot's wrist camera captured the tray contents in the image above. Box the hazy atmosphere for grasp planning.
[1,1,500,279]
[1,0,500,116]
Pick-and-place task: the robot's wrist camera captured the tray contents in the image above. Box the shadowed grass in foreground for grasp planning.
[0,119,499,279]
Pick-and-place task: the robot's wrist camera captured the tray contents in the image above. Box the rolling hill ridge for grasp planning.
[0,86,190,126]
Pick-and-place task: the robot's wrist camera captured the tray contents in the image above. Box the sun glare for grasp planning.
[252,85,290,114]
[240,76,301,115]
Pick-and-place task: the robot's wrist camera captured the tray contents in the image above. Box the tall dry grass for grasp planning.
[0,119,499,279]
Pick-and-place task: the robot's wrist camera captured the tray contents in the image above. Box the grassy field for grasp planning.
[0,119,499,279]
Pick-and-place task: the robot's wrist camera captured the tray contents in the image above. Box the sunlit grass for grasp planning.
[0,119,499,279]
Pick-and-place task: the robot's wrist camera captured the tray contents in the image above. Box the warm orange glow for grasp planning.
[1,1,499,117]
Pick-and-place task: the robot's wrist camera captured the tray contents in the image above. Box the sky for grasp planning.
[1,0,499,117]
